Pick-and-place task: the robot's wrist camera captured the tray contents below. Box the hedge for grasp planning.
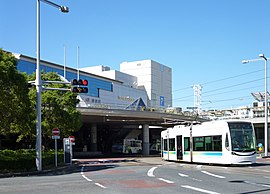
[0,149,64,172]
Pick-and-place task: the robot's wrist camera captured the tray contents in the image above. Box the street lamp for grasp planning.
[242,54,269,157]
[36,0,69,171]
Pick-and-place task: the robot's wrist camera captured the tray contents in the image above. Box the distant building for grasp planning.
[120,60,172,109]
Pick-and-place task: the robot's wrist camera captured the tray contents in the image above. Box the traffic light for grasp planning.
[70,79,88,93]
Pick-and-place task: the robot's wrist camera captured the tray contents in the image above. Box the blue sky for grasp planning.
[1,0,270,111]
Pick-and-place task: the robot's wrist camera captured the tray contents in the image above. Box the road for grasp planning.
[1,157,270,194]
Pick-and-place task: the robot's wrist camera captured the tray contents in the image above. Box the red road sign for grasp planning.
[52,128,60,136]
[69,135,75,143]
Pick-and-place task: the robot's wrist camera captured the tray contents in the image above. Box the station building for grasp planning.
[13,52,176,155]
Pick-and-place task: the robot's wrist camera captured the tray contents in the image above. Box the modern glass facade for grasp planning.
[17,59,113,98]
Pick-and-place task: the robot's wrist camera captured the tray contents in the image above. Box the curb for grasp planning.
[0,163,79,179]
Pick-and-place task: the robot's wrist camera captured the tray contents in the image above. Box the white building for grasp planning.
[80,65,138,88]
[120,60,172,109]
[79,65,148,110]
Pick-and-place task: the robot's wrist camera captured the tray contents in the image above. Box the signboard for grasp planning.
[52,128,60,167]
[69,136,75,145]
[52,128,60,136]
[258,143,263,153]
[160,96,164,107]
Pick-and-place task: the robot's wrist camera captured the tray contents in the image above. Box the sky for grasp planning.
[1,0,270,111]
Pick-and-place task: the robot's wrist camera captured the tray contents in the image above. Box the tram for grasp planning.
[161,120,257,165]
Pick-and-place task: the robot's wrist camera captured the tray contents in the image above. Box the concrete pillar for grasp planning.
[143,124,149,155]
[90,124,97,152]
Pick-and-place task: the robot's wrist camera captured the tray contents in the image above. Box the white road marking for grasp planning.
[81,166,93,182]
[158,178,174,184]
[178,172,189,177]
[261,184,270,188]
[244,181,270,188]
[147,167,158,177]
[190,177,203,181]
[81,166,106,189]
[82,174,92,182]
[178,172,202,181]
[95,183,107,189]
[181,185,220,194]
[197,165,203,169]
[80,166,85,174]
[264,176,270,179]
[201,171,226,179]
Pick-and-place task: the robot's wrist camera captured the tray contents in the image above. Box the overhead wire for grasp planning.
[172,67,268,108]
[173,68,264,93]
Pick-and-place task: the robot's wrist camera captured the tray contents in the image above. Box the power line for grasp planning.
[172,78,265,102]
[203,77,264,95]
[201,69,264,86]
[173,68,264,93]
[203,84,263,98]
[171,67,269,109]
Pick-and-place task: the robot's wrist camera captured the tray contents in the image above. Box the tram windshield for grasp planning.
[228,122,256,152]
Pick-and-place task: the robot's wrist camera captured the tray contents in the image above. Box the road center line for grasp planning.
[201,171,226,179]
[181,185,220,194]
[147,167,158,177]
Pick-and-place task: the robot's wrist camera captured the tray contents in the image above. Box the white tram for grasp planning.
[161,120,257,165]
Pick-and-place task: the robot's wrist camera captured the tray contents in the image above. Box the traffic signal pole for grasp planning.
[35,0,69,172]
[36,0,42,171]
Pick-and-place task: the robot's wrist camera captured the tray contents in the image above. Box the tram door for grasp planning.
[177,135,183,160]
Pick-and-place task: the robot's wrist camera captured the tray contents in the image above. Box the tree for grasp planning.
[0,49,82,149]
[0,49,34,142]
[27,72,82,148]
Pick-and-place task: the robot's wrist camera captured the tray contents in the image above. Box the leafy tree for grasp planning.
[0,49,35,142]
[0,49,82,148]
[27,72,82,147]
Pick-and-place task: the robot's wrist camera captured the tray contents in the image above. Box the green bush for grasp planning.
[0,149,64,172]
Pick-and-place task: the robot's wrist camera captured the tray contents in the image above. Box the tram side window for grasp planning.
[164,139,168,151]
[194,137,204,151]
[169,138,176,151]
[193,135,222,151]
[184,137,190,151]
[204,135,222,151]
[213,136,222,151]
[205,137,212,151]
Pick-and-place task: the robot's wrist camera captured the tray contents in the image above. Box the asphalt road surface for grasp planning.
[1,157,270,194]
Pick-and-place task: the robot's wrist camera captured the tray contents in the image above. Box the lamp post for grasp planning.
[36,0,68,171]
[242,54,269,157]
